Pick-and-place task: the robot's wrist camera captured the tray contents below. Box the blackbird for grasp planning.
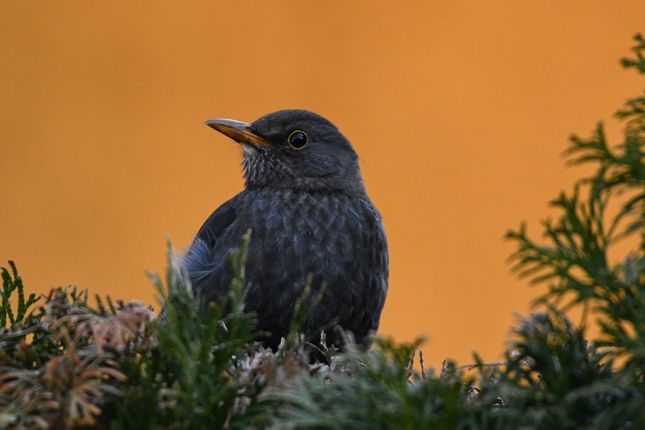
[182,109,388,350]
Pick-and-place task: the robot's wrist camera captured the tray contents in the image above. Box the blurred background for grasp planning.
[1,2,644,366]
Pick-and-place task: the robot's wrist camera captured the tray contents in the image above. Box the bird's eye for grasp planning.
[288,130,308,150]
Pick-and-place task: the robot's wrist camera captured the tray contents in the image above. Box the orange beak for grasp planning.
[204,118,270,150]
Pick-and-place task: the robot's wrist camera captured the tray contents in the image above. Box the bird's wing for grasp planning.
[193,193,241,248]
[181,193,242,283]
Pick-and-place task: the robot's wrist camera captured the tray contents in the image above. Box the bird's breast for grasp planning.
[238,189,374,283]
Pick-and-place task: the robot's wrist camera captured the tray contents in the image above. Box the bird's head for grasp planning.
[205,110,365,194]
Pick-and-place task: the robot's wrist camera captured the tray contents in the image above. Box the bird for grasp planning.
[181,109,388,351]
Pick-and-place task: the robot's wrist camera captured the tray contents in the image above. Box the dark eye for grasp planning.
[288,130,308,150]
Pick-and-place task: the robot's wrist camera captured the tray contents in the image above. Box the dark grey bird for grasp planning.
[182,109,388,351]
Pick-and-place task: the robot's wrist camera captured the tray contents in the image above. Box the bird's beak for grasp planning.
[205,118,270,150]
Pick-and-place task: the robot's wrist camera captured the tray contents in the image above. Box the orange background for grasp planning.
[1,2,644,366]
